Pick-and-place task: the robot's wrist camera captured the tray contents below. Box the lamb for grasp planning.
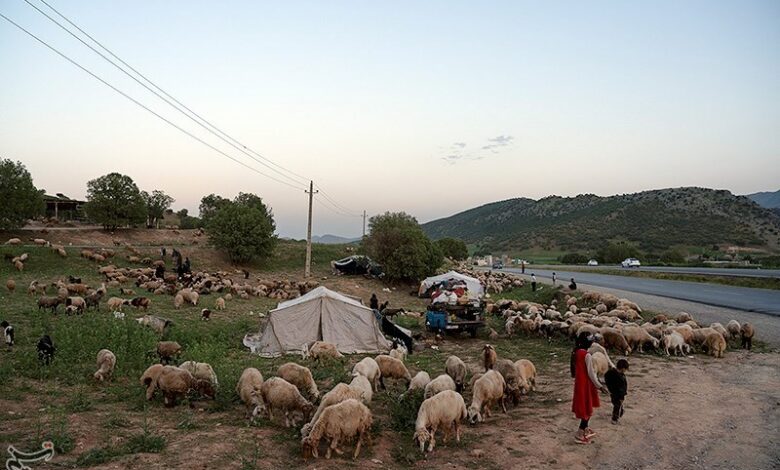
[389,344,407,362]
[662,331,690,356]
[156,341,182,364]
[671,324,695,345]
[445,355,468,393]
[351,357,381,392]
[740,323,755,350]
[589,351,610,377]
[413,390,467,453]
[514,359,537,394]
[726,320,741,340]
[259,377,315,427]
[215,297,226,310]
[37,296,60,313]
[6,279,15,293]
[307,341,343,362]
[467,370,507,424]
[179,361,219,389]
[375,354,412,389]
[278,362,320,402]
[302,383,366,438]
[622,325,660,353]
[140,364,165,400]
[600,328,632,354]
[424,374,457,399]
[85,290,103,310]
[106,297,129,311]
[348,373,373,403]
[704,331,727,358]
[236,367,264,417]
[301,398,373,460]
[588,342,615,369]
[156,366,215,406]
[482,344,497,371]
[94,349,117,381]
[65,296,85,314]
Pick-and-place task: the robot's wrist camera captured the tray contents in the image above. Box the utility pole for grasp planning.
[362,210,367,238]
[305,181,317,278]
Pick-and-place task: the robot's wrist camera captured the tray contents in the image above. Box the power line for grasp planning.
[24,0,308,190]
[0,11,306,191]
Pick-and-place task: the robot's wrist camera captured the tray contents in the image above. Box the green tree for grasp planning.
[141,190,174,228]
[0,159,44,229]
[84,173,147,230]
[176,208,203,229]
[199,194,230,226]
[596,242,641,264]
[559,253,589,264]
[434,237,469,261]
[206,192,276,263]
[362,212,443,281]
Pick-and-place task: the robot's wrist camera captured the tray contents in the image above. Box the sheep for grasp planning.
[231,370,261,415]
[301,398,373,460]
[37,296,60,313]
[691,327,720,347]
[140,364,165,400]
[588,342,615,369]
[617,298,642,313]
[589,351,610,377]
[672,324,695,345]
[156,366,215,406]
[662,331,690,356]
[600,328,632,354]
[482,344,497,371]
[375,354,411,389]
[215,296,226,310]
[32,238,47,246]
[495,359,524,404]
[173,294,184,309]
[413,390,467,453]
[389,344,407,362]
[156,341,182,364]
[14,260,23,271]
[130,297,151,310]
[622,325,660,353]
[94,349,116,382]
[726,320,741,340]
[302,383,366,438]
[65,296,85,314]
[740,323,755,350]
[710,323,729,341]
[488,328,499,340]
[467,370,506,424]
[200,308,211,321]
[6,279,15,293]
[424,374,457,399]
[177,288,199,306]
[85,290,103,310]
[5,238,21,245]
[307,341,343,362]
[278,362,320,402]
[445,355,468,393]
[650,314,669,324]
[676,312,693,323]
[704,331,727,358]
[259,377,315,428]
[405,371,431,396]
[514,359,537,394]
[349,374,373,403]
[106,297,129,311]
[179,361,219,389]
[136,315,172,335]
[351,357,381,392]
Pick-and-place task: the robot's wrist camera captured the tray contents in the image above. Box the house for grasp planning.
[43,193,85,221]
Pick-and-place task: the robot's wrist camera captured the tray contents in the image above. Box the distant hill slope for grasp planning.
[422,187,780,253]
[746,190,780,209]
[311,234,360,244]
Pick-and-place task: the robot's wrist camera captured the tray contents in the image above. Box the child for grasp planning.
[1,321,13,350]
[604,358,629,424]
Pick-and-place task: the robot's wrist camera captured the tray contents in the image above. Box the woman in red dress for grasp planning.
[571,331,607,444]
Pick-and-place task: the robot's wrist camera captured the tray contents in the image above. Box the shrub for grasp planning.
[0,159,44,229]
[434,238,469,261]
[205,193,277,263]
[558,253,588,264]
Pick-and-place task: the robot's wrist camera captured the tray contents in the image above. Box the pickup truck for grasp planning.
[425,303,485,338]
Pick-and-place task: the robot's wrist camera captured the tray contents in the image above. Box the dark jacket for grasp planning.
[604,368,627,398]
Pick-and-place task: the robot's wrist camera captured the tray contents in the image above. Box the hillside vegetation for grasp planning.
[422,187,780,254]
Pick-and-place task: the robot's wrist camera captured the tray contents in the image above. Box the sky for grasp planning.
[1,0,778,238]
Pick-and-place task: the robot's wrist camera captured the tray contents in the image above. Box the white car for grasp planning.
[621,258,641,268]
[587,259,599,266]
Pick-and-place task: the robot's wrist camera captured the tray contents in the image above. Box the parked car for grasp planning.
[492,261,504,269]
[587,259,599,266]
[621,258,641,268]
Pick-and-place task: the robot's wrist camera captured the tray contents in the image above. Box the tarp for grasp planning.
[418,271,485,298]
[243,286,392,357]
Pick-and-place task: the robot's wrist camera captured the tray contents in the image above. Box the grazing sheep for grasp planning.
[710,323,729,341]
[302,383,366,438]
[444,355,468,393]
[424,374,457,399]
[307,341,343,362]
[650,314,669,324]
[348,374,373,403]
[740,323,755,350]
[482,344,497,371]
[156,366,215,406]
[106,297,129,311]
[14,260,23,271]
[414,390,467,453]
[6,279,15,293]
[600,328,632,354]
[130,297,151,310]
[495,359,524,404]
[37,296,60,313]
[351,357,381,392]
[301,398,373,460]
[174,294,184,309]
[215,297,226,310]
[179,361,219,389]
[691,327,721,347]
[156,341,182,364]
[726,320,741,340]
[704,331,727,358]
[467,370,506,424]
[662,331,690,356]
[671,324,695,345]
[237,367,265,417]
[259,377,315,427]
[65,296,85,314]
[5,238,21,245]
[405,371,431,396]
[622,325,660,354]
[278,362,320,402]
[514,359,537,394]
[676,312,693,323]
[140,364,165,400]
[94,349,116,382]
[136,315,172,335]
[375,355,412,389]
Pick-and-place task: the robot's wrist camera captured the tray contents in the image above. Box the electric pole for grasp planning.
[305,181,317,278]
[362,210,367,238]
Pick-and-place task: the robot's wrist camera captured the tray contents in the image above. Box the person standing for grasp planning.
[552,272,557,285]
[521,261,526,274]
[369,293,379,310]
[605,359,629,424]
[531,274,537,292]
[569,277,578,291]
[571,332,607,444]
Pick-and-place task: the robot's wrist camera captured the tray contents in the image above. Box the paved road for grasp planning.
[503,268,780,316]
[537,265,780,279]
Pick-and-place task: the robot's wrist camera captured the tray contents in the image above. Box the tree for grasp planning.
[596,242,641,264]
[141,190,174,228]
[206,192,276,263]
[434,237,469,261]
[176,208,203,229]
[84,173,147,230]
[559,253,589,264]
[362,212,443,281]
[0,159,44,230]
[199,194,231,226]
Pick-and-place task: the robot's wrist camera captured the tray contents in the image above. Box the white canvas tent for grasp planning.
[418,271,485,298]
[243,286,391,358]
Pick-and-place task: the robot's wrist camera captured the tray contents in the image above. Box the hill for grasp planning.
[311,234,360,244]
[422,187,780,254]
[746,190,780,209]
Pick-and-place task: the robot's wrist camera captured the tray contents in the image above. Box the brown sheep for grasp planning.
[156,341,182,364]
[375,355,412,389]
[140,364,165,400]
[703,331,726,358]
[600,328,632,354]
[482,344,497,371]
[740,323,755,350]
[6,279,15,293]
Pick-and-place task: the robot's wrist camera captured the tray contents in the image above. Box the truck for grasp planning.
[425,302,485,338]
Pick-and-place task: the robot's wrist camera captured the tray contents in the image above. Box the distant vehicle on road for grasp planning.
[492,261,504,269]
[587,259,599,266]
[621,258,641,268]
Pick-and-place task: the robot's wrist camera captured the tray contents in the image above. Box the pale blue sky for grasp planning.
[1,1,778,238]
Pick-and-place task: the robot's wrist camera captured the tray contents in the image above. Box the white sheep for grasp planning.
[259,377,315,427]
[402,371,431,398]
[662,331,690,356]
[179,361,219,389]
[389,344,407,362]
[278,362,319,402]
[514,359,537,394]
[424,374,456,400]
[348,374,373,403]
[467,370,506,424]
[725,320,740,339]
[215,297,226,310]
[302,382,366,438]
[351,357,381,392]
[236,367,264,417]
[155,366,215,406]
[307,341,344,362]
[301,398,372,460]
[589,351,610,377]
[93,349,116,382]
[375,355,411,389]
[414,390,467,453]
[588,342,616,369]
[622,325,659,353]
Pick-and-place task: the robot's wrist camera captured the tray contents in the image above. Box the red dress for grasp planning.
[572,348,600,420]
